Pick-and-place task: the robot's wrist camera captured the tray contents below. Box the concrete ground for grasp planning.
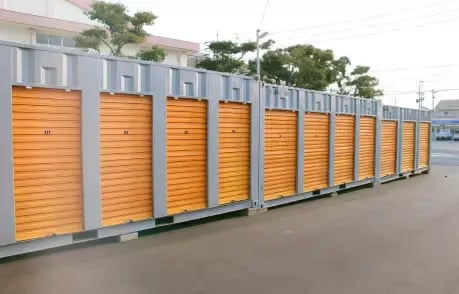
[1,141,459,294]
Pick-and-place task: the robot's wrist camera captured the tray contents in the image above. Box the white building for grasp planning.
[0,0,200,67]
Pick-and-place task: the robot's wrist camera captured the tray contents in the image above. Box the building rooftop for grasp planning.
[435,99,459,111]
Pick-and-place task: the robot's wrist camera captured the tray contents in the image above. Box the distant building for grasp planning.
[0,0,200,67]
[432,99,459,133]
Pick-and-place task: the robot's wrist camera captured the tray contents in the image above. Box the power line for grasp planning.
[372,63,459,73]
[275,16,459,45]
[269,0,457,35]
[275,8,459,42]
[259,0,271,29]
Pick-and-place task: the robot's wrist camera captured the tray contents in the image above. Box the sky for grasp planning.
[112,0,459,109]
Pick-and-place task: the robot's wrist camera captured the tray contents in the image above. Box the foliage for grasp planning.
[345,66,384,98]
[75,1,165,62]
[197,40,274,74]
[137,47,167,62]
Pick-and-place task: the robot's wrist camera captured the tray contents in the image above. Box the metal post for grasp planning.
[354,100,361,181]
[296,91,305,194]
[0,45,16,245]
[328,95,336,187]
[207,74,220,208]
[374,102,382,182]
[79,56,102,230]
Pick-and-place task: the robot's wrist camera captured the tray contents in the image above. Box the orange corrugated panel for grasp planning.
[380,120,397,177]
[264,110,297,201]
[358,116,375,180]
[419,122,430,168]
[402,121,415,172]
[334,114,355,185]
[12,87,83,241]
[167,98,207,214]
[304,112,329,191]
[100,93,153,227]
[219,102,250,205]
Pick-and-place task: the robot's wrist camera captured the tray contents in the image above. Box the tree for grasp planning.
[75,1,166,62]
[346,66,384,98]
[197,40,273,74]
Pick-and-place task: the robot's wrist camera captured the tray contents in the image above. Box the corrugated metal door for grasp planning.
[304,112,329,191]
[419,122,430,168]
[358,116,375,180]
[380,120,397,177]
[167,98,207,214]
[334,115,355,185]
[264,110,297,201]
[219,102,250,205]
[12,87,83,241]
[100,93,152,227]
[402,121,416,172]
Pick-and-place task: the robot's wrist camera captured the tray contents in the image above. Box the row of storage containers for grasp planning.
[0,42,431,257]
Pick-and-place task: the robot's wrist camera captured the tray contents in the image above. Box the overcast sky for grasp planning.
[114,0,459,108]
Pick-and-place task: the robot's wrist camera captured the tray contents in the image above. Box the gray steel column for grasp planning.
[151,66,168,217]
[79,56,102,230]
[258,85,266,208]
[354,100,361,181]
[296,91,306,194]
[374,102,382,182]
[396,108,404,174]
[207,73,220,208]
[250,81,260,207]
[0,45,16,245]
[414,110,420,170]
[328,95,336,187]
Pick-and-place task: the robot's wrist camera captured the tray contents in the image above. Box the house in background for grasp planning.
[0,0,200,67]
[432,99,459,134]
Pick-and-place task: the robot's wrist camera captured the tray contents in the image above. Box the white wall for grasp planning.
[4,0,98,25]
[0,22,32,44]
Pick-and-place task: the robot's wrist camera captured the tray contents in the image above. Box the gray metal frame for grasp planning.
[354,100,361,181]
[0,45,15,245]
[0,41,433,257]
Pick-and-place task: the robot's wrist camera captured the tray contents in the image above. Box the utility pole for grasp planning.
[256,29,268,81]
[417,81,424,109]
[431,89,435,110]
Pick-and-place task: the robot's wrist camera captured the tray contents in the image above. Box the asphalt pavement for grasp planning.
[432,140,459,166]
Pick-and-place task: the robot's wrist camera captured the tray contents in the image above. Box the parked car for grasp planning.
[436,130,453,141]
[453,133,459,141]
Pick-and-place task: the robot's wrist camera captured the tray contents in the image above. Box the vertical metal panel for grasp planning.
[334,114,355,185]
[397,108,403,174]
[374,102,382,181]
[207,73,219,208]
[328,95,336,187]
[414,110,420,170]
[250,82,260,207]
[296,91,305,194]
[358,116,376,180]
[380,120,397,177]
[258,84,266,207]
[354,100,361,181]
[151,65,168,217]
[0,45,16,245]
[79,56,102,230]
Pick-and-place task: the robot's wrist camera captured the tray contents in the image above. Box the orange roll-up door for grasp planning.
[402,121,415,172]
[264,110,297,201]
[100,93,153,227]
[334,114,355,185]
[12,87,83,241]
[167,98,207,214]
[380,120,397,177]
[219,102,250,205]
[358,116,375,180]
[419,122,430,168]
[304,112,329,192]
